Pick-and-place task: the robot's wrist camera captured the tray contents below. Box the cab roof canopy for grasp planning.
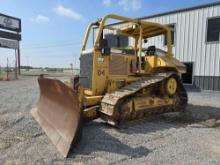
[106,21,174,39]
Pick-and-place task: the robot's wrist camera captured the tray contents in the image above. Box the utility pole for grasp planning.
[15,50,18,79]
[70,63,74,76]
[6,57,9,81]
[17,41,21,75]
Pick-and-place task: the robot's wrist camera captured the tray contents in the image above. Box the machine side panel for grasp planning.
[109,55,128,75]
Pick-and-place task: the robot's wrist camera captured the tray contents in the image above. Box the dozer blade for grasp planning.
[31,77,82,157]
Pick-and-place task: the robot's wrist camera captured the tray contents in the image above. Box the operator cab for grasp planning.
[80,15,175,79]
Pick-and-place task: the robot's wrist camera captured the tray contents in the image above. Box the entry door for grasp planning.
[182,62,193,84]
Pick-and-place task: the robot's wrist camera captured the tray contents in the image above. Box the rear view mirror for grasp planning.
[99,38,108,48]
[101,47,110,55]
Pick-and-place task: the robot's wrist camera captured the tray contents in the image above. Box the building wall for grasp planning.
[140,5,220,90]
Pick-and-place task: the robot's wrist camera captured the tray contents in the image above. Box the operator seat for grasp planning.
[146,46,156,55]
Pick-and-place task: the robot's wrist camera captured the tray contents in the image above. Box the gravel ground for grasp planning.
[0,76,220,165]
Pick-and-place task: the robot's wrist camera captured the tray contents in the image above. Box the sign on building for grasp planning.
[0,13,21,75]
[0,13,21,49]
[0,14,21,32]
[0,38,19,49]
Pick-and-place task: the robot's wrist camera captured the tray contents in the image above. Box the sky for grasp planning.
[0,0,219,68]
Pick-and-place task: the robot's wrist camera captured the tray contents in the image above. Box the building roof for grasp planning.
[139,1,220,20]
[111,1,220,26]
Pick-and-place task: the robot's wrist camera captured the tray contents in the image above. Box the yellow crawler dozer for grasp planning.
[31,14,188,157]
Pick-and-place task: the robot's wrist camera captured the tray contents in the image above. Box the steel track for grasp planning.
[100,72,188,126]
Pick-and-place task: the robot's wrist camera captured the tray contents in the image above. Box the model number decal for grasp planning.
[98,57,104,64]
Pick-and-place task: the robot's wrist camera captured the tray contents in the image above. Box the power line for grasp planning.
[23,42,81,49]
[23,40,81,47]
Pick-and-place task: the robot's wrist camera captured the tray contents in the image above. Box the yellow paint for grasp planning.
[133,96,174,111]
[83,105,99,120]
[79,14,186,110]
[83,95,103,107]
[165,77,177,96]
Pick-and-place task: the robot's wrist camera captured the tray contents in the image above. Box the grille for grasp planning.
[109,56,127,75]
[79,52,93,89]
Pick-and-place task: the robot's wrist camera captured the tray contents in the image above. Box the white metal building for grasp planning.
[107,2,220,91]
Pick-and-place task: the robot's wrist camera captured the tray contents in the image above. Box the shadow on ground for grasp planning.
[67,104,220,159]
[68,122,152,159]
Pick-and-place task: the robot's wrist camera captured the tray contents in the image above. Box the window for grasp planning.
[206,17,220,42]
[104,34,128,48]
[164,24,175,45]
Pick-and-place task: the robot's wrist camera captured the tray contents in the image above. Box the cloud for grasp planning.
[103,0,111,7]
[118,0,141,11]
[53,5,82,20]
[30,15,50,23]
